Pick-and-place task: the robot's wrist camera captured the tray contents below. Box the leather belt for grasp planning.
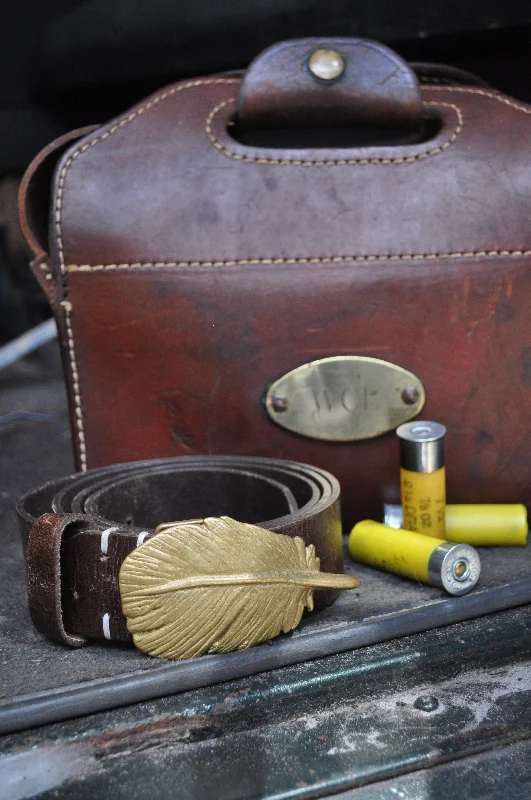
[18,456,343,649]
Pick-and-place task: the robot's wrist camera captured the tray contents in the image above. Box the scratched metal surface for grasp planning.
[1,343,531,737]
[1,605,531,799]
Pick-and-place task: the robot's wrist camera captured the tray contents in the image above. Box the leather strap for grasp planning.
[18,457,342,647]
[17,124,100,307]
[18,124,99,262]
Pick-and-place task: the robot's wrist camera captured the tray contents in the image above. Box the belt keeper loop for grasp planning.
[27,513,87,647]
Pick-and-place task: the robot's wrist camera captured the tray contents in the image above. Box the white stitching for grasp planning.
[136,531,150,547]
[425,85,531,114]
[100,526,118,555]
[60,300,88,470]
[65,249,531,272]
[56,78,240,469]
[38,262,54,281]
[205,100,463,165]
[102,613,111,640]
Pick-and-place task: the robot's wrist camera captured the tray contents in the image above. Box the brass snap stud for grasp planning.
[308,48,345,82]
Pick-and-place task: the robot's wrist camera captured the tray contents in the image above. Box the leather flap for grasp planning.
[238,37,422,131]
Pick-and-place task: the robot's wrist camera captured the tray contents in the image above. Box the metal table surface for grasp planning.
[1,343,530,800]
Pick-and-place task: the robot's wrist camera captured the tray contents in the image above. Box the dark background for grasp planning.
[2,1,531,340]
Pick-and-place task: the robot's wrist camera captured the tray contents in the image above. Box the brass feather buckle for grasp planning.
[118,516,359,661]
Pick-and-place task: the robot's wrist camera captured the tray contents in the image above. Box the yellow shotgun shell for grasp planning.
[397,421,447,539]
[383,503,528,547]
[348,520,481,596]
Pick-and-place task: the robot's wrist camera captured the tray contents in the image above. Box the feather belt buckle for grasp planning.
[118,516,360,660]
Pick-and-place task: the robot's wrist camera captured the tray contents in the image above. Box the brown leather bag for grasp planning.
[19,37,531,528]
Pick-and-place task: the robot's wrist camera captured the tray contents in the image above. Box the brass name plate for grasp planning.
[265,356,425,442]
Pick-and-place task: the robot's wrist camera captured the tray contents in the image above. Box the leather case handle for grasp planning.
[18,125,99,304]
[18,125,99,262]
[238,37,423,132]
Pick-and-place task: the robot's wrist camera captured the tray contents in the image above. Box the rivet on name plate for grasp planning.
[308,49,345,82]
[401,386,420,405]
[269,394,289,413]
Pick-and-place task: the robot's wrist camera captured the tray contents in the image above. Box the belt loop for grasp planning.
[27,513,87,647]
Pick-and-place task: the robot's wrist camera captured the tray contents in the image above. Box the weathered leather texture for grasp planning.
[238,39,422,130]
[19,457,342,645]
[19,37,531,528]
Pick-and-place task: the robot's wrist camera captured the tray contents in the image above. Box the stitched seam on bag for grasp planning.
[54,77,240,471]
[205,100,463,165]
[425,85,531,114]
[38,261,54,281]
[65,250,531,272]
[59,300,87,468]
